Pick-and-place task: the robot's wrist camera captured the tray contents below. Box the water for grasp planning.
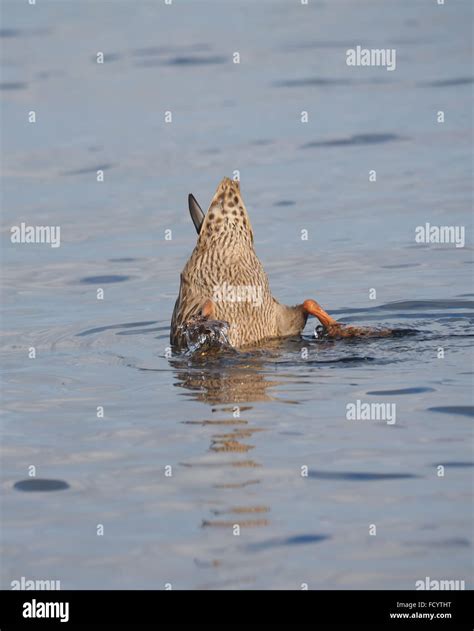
[1,0,473,590]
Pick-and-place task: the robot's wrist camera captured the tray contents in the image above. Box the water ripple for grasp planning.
[309,471,420,481]
[14,479,70,492]
[302,133,404,148]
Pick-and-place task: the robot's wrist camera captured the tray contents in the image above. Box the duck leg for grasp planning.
[303,299,392,338]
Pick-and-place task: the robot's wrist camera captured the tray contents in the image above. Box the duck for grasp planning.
[170,177,385,350]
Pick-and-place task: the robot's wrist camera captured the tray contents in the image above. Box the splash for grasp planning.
[180,317,233,355]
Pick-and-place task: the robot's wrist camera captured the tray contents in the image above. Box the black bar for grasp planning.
[0,590,472,628]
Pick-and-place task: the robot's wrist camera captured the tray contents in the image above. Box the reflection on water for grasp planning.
[171,357,281,404]
[171,353,277,531]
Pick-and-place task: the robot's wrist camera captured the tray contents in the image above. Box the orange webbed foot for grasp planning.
[303,299,342,335]
[302,299,392,339]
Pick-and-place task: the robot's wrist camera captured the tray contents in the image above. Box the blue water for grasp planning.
[1,0,473,589]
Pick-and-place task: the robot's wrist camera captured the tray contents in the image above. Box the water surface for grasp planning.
[1,0,473,589]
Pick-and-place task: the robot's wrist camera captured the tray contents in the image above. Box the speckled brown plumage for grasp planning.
[170,177,308,349]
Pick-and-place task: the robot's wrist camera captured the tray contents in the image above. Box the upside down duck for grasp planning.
[170,177,391,350]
